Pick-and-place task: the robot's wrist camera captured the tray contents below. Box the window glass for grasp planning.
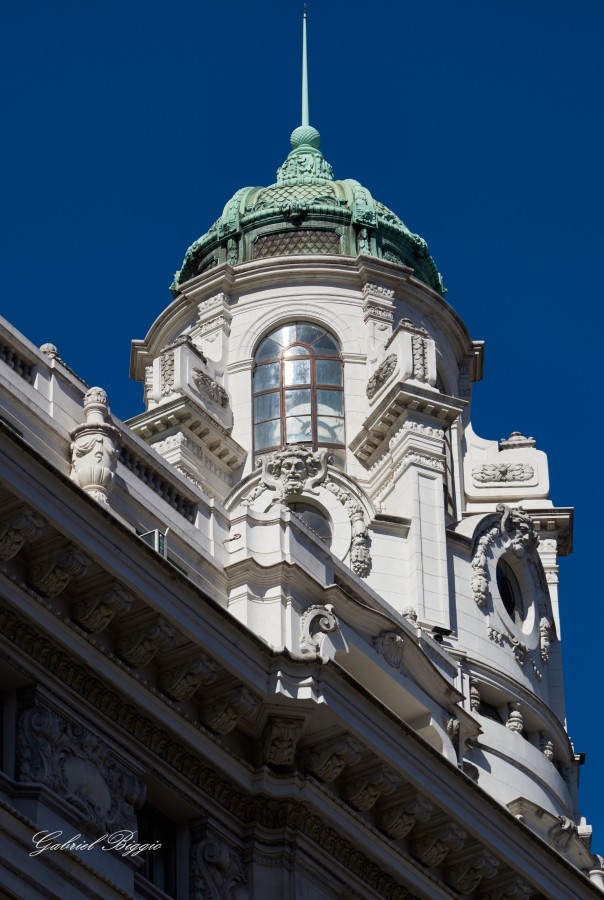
[253,322,345,459]
[316,359,342,386]
[285,389,311,415]
[317,389,343,416]
[254,392,280,423]
[286,416,312,443]
[255,419,281,450]
[254,362,280,391]
[284,358,311,386]
[496,558,525,624]
[290,502,332,544]
[317,417,345,443]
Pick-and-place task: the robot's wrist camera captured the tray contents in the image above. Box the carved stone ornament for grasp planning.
[201,686,260,735]
[160,652,219,701]
[412,823,466,867]
[548,816,578,853]
[70,387,120,503]
[362,282,395,299]
[0,506,46,561]
[445,851,499,894]
[373,631,404,670]
[469,678,481,712]
[378,793,433,840]
[71,581,134,633]
[17,695,146,836]
[190,826,248,900]
[299,604,339,654]
[471,504,538,609]
[28,544,90,597]
[256,445,331,503]
[540,731,555,761]
[192,367,229,407]
[506,701,524,733]
[472,462,535,484]
[325,481,372,577]
[540,616,552,665]
[499,431,537,450]
[366,354,397,399]
[262,716,305,767]
[117,617,175,668]
[304,734,363,783]
[344,766,398,811]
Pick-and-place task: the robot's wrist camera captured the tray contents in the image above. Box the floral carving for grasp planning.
[117,617,175,668]
[160,352,175,397]
[378,793,433,840]
[201,686,260,735]
[362,282,395,299]
[28,545,90,597]
[0,506,46,561]
[304,735,363,783]
[366,354,397,399]
[190,826,247,900]
[472,463,535,484]
[262,716,305,767]
[411,823,466,867]
[344,766,397,811]
[411,334,428,382]
[506,702,523,732]
[17,695,146,836]
[192,368,229,407]
[71,581,133,633]
[326,481,371,577]
[160,653,219,701]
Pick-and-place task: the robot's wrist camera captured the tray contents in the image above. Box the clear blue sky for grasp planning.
[1,0,603,847]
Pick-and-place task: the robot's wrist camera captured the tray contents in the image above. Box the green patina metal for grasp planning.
[172,10,444,296]
[172,126,445,296]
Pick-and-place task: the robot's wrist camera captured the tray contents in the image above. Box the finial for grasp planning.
[290,4,321,151]
[302,4,309,127]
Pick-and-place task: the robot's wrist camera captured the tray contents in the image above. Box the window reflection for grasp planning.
[253,322,345,458]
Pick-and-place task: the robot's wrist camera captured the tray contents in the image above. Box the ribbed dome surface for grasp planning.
[173,130,444,296]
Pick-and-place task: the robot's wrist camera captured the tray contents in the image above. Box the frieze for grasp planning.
[366,354,397,399]
[17,694,146,836]
[362,282,395,299]
[472,462,535,484]
[0,506,46,562]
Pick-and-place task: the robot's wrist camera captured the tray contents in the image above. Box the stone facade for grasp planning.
[0,122,600,898]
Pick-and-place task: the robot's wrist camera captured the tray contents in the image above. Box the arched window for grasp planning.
[253,323,344,460]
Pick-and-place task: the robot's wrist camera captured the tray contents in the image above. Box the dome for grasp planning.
[172,128,445,296]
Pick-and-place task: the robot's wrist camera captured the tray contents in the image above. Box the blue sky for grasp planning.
[1,0,603,847]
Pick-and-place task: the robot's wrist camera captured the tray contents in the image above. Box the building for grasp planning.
[0,17,603,899]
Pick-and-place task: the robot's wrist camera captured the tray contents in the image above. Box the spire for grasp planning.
[302,4,309,127]
[290,4,321,151]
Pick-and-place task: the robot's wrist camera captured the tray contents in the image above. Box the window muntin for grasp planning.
[253,323,344,457]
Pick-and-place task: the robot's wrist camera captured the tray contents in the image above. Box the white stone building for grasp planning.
[0,97,602,897]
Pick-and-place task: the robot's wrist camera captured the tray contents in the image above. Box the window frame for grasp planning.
[252,323,345,459]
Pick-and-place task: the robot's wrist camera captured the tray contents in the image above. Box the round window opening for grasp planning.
[496,558,525,625]
[290,503,332,546]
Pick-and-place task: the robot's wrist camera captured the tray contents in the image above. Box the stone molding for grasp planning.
[378,792,433,840]
[71,581,134,633]
[304,734,363,783]
[201,686,261,735]
[344,765,398,811]
[160,652,220,701]
[117,616,175,668]
[411,822,466,867]
[262,716,306,767]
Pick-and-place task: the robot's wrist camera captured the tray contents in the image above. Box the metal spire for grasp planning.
[302,4,309,127]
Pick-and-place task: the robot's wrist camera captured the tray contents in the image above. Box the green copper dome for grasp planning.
[172,129,445,296]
